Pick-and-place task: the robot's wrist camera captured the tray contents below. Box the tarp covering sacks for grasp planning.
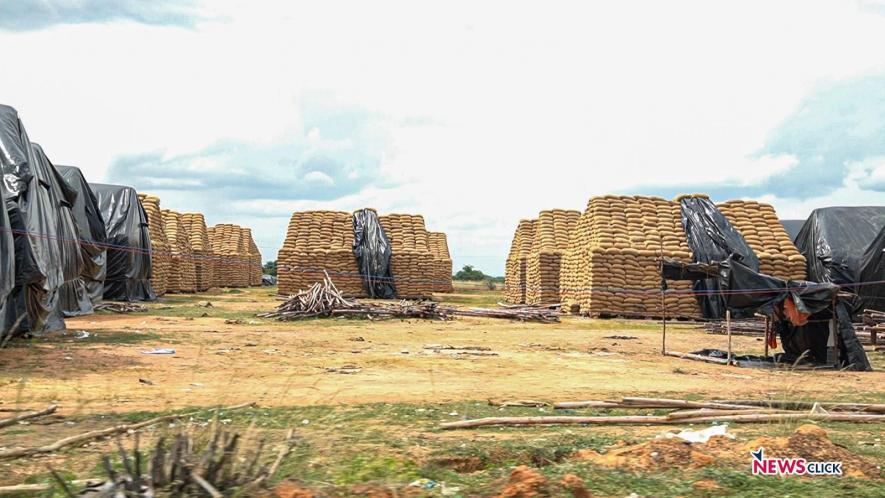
[352,208,396,298]
[679,195,759,319]
[858,226,885,312]
[57,166,107,307]
[30,145,86,330]
[0,105,67,338]
[91,183,155,301]
[0,177,14,344]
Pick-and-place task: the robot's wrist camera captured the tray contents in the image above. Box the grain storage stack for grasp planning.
[277,211,364,296]
[212,224,250,288]
[524,209,580,305]
[560,195,698,317]
[503,219,537,304]
[138,194,169,296]
[241,227,263,286]
[161,210,197,293]
[427,232,454,293]
[378,214,436,298]
[207,226,223,287]
[181,213,214,291]
[716,200,807,281]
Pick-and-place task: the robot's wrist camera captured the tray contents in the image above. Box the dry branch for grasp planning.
[0,405,57,429]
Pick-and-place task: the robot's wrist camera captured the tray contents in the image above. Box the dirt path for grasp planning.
[1,287,882,417]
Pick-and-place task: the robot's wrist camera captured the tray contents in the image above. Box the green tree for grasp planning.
[454,265,487,281]
[263,260,277,276]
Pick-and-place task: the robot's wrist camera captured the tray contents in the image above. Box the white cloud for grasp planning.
[3,0,885,274]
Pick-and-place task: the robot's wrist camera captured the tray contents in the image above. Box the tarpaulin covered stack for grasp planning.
[504,219,537,304]
[0,173,14,343]
[181,213,214,291]
[0,104,71,337]
[57,166,107,305]
[716,200,806,281]
[162,209,197,293]
[138,194,169,296]
[795,207,885,313]
[378,213,435,298]
[561,195,697,317]
[31,145,87,329]
[241,227,263,286]
[525,209,580,305]
[427,232,453,293]
[352,208,395,298]
[209,223,251,288]
[277,211,364,296]
[91,183,155,302]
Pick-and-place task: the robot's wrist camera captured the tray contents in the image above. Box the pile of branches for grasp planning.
[69,425,299,497]
[259,273,559,323]
[855,309,884,346]
[440,396,885,429]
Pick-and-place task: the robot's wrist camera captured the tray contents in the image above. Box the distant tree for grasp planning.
[454,265,488,281]
[263,260,277,276]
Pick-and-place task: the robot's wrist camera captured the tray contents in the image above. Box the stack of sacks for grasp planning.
[138,194,169,296]
[240,227,263,286]
[277,211,364,296]
[210,224,251,288]
[525,209,580,305]
[181,213,214,291]
[161,210,197,293]
[716,200,807,281]
[560,195,698,317]
[207,226,221,287]
[378,214,435,298]
[427,232,454,293]
[504,219,537,303]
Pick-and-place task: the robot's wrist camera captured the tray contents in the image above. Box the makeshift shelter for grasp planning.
[57,165,107,312]
[0,105,69,337]
[794,207,885,313]
[91,183,155,301]
[661,258,871,371]
[0,177,14,344]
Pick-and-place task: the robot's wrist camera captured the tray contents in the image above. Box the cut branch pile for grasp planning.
[705,314,879,345]
[440,396,885,429]
[855,309,883,346]
[259,273,560,322]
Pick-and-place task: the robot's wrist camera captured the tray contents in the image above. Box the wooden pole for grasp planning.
[764,316,770,358]
[726,309,733,365]
[660,250,667,355]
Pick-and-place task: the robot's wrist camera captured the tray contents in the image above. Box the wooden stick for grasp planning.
[0,405,58,429]
[620,397,760,410]
[665,408,792,420]
[440,412,885,429]
[552,401,623,410]
[726,309,733,365]
[0,402,255,461]
[715,399,885,413]
[664,351,732,365]
[0,480,99,496]
[191,472,223,498]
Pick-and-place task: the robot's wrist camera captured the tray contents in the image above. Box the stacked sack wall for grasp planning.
[138,194,169,297]
[427,232,454,293]
[561,195,698,318]
[504,220,537,304]
[215,224,251,288]
[241,227,263,286]
[161,210,197,293]
[207,226,221,287]
[716,200,807,281]
[378,214,435,298]
[181,213,214,291]
[525,209,580,305]
[277,211,364,297]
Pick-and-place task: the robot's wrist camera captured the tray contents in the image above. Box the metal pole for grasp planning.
[726,309,733,366]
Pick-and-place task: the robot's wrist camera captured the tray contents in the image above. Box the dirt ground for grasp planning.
[1,284,883,417]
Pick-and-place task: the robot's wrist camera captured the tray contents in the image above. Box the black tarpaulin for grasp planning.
[721,259,836,319]
[352,208,396,298]
[680,197,759,318]
[858,226,885,312]
[0,182,13,343]
[0,104,33,199]
[90,183,155,301]
[779,219,806,243]
[58,165,107,313]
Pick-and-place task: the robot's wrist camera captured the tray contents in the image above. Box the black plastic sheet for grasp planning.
[91,183,155,302]
[779,219,806,243]
[858,226,885,312]
[58,165,107,312]
[680,197,759,318]
[777,302,871,371]
[352,208,396,298]
[0,104,33,199]
[0,182,13,343]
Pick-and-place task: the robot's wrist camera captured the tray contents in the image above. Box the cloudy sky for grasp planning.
[2,0,884,275]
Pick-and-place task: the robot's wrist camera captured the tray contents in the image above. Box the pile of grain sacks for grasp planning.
[277,211,364,297]
[504,219,537,304]
[428,232,454,293]
[716,200,806,281]
[208,223,255,288]
[378,214,436,298]
[161,210,197,293]
[138,194,170,296]
[181,213,214,291]
[524,209,580,305]
[558,196,698,317]
[242,227,264,287]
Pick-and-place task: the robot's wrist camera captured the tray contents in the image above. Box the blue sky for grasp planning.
[2,0,885,275]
